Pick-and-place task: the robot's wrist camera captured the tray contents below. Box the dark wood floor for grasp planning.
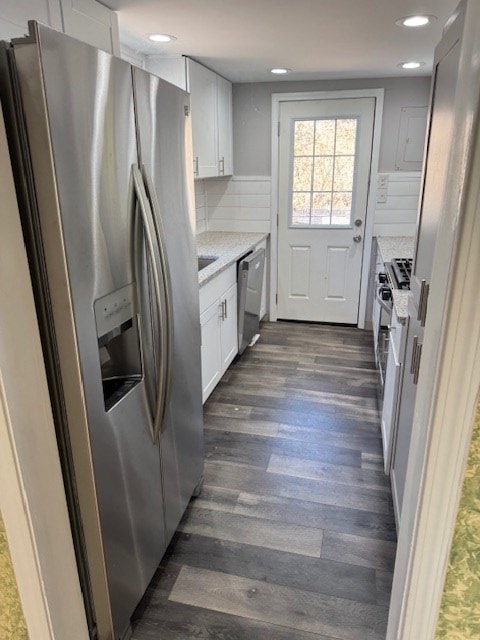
[132,321,396,640]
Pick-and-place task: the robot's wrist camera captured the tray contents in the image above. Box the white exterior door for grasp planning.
[277,98,375,323]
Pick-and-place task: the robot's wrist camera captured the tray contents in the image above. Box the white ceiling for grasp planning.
[103,0,460,82]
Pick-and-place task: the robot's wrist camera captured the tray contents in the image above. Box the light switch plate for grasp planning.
[377,174,389,188]
[377,187,388,204]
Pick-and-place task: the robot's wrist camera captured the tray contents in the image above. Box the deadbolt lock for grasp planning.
[354,219,363,227]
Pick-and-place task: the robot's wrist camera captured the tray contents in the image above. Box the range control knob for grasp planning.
[378,272,388,284]
[380,285,392,301]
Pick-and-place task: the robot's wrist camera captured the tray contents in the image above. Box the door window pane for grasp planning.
[313,157,334,191]
[292,192,312,225]
[332,192,353,224]
[335,119,357,155]
[315,119,335,155]
[290,117,358,227]
[312,193,332,225]
[294,120,315,155]
[293,157,313,191]
[334,156,355,191]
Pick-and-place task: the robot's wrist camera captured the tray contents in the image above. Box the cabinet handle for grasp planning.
[219,156,225,175]
[417,279,429,326]
[410,336,419,374]
[219,300,225,320]
[410,335,423,384]
[194,156,199,176]
[413,343,423,385]
[224,298,227,319]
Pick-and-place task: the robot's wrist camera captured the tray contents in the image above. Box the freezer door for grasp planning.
[133,67,204,542]
[12,24,167,639]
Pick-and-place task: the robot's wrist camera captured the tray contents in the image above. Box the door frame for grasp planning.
[270,88,384,327]
[387,1,480,636]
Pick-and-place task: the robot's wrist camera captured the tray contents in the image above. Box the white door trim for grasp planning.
[0,107,89,639]
[387,1,480,636]
[270,88,384,327]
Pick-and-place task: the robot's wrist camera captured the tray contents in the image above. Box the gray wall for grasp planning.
[233,77,431,176]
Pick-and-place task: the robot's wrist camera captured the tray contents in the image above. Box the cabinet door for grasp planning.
[220,282,238,372]
[200,300,222,403]
[188,59,218,178]
[381,333,402,473]
[411,24,461,317]
[391,314,421,523]
[59,0,120,54]
[217,75,233,176]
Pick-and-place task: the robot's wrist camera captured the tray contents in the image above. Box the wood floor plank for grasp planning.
[277,422,383,455]
[376,570,394,607]
[192,480,396,543]
[204,414,280,438]
[268,453,391,492]
[133,601,336,640]
[204,460,393,515]
[248,404,382,431]
[192,485,240,512]
[205,413,383,456]
[231,360,379,385]
[178,506,323,557]
[204,402,253,419]
[205,429,362,469]
[321,530,397,572]
[169,566,389,640]
[166,532,379,605]
[229,490,396,542]
[216,385,380,417]
[362,452,385,471]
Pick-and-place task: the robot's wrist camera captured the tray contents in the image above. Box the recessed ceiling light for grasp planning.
[396,15,437,28]
[148,33,177,43]
[398,61,425,69]
[270,68,291,75]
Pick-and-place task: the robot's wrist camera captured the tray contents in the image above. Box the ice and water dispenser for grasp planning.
[94,283,142,411]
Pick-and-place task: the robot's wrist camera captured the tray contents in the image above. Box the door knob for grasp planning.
[354,219,363,227]
[353,235,362,243]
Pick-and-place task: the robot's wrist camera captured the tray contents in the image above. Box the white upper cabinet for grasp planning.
[187,58,218,178]
[145,56,187,91]
[217,75,233,176]
[187,58,233,179]
[0,0,119,55]
[59,0,120,55]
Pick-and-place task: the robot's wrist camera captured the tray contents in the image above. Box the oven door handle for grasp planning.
[375,291,393,314]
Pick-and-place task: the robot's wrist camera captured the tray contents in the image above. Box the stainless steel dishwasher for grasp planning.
[237,247,266,354]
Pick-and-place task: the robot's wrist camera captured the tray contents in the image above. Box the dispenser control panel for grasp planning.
[94,283,134,344]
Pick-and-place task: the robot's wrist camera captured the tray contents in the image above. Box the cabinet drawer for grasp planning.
[199,264,237,314]
[390,307,405,360]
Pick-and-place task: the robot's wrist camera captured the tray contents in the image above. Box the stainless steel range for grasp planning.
[375,258,412,390]
[389,258,413,290]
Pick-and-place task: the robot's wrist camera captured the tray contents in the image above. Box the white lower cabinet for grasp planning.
[199,265,238,403]
[220,282,238,371]
[200,302,222,401]
[381,305,408,484]
[381,327,402,473]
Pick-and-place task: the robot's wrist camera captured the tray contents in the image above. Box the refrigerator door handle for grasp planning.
[131,164,168,443]
[141,165,173,435]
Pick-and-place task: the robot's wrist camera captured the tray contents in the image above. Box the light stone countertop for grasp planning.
[376,236,416,322]
[376,236,415,263]
[196,231,269,287]
[392,289,411,323]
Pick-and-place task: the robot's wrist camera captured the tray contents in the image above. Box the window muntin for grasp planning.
[291,117,358,227]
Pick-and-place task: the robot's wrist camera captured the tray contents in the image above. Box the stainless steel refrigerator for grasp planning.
[0,22,204,640]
